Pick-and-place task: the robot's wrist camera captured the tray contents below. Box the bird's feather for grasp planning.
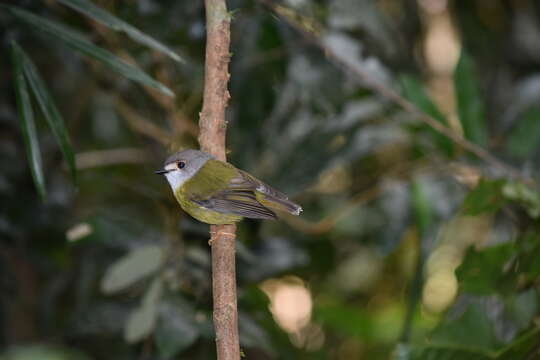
[185,160,301,219]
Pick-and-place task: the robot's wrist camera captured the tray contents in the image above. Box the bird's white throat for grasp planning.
[164,171,192,192]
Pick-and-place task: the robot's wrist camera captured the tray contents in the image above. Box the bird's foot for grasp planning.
[209,230,236,245]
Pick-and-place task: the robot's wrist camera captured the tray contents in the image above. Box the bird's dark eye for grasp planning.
[177,161,185,169]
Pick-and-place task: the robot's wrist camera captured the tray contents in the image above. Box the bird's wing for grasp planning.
[233,170,302,215]
[231,170,289,199]
[188,160,277,219]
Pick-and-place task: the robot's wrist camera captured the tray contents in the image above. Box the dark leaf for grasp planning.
[504,106,540,159]
[56,0,184,63]
[18,45,77,181]
[10,41,46,199]
[462,179,507,215]
[455,243,514,295]
[496,327,540,360]
[400,74,454,155]
[431,304,500,351]
[412,180,432,236]
[7,6,174,97]
[454,52,488,146]
[516,232,540,280]
[314,304,374,340]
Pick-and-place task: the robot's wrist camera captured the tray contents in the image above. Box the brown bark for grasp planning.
[198,1,240,359]
[209,224,239,360]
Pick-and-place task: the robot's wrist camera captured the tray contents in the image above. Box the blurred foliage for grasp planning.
[1,0,540,359]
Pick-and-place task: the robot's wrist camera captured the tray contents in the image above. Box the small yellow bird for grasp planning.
[155,149,302,225]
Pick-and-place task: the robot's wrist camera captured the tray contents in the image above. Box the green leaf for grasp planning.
[56,0,184,63]
[496,327,540,360]
[412,180,432,236]
[7,6,174,97]
[502,181,540,219]
[155,298,200,358]
[400,74,454,156]
[504,106,540,159]
[394,304,500,360]
[455,243,514,295]
[11,42,46,199]
[454,52,488,146]
[315,304,374,340]
[315,303,414,342]
[432,304,500,352]
[516,232,540,280]
[393,327,540,360]
[101,245,163,294]
[462,179,507,215]
[17,45,76,181]
[124,277,163,343]
[401,75,447,124]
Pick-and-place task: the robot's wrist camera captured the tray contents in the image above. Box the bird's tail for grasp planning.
[257,193,302,216]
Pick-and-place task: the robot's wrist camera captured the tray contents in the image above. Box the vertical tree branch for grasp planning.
[199,1,239,360]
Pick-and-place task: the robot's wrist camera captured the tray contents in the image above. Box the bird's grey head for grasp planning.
[156,149,213,191]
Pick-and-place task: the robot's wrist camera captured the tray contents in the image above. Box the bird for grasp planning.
[155,149,302,225]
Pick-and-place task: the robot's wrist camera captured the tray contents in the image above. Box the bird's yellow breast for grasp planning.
[174,186,242,225]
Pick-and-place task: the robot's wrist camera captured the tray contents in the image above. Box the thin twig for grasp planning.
[199,1,240,360]
[114,98,171,145]
[285,185,381,234]
[259,0,529,183]
[75,148,150,169]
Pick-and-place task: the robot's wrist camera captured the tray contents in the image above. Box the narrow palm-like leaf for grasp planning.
[19,46,77,181]
[8,6,174,97]
[56,0,184,63]
[11,42,46,199]
[454,52,488,146]
[400,74,454,156]
[411,180,431,236]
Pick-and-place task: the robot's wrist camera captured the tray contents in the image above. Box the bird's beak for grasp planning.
[154,169,168,175]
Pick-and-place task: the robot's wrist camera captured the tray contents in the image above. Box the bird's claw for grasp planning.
[209,231,236,245]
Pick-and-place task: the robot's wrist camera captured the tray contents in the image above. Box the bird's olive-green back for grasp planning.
[183,159,237,197]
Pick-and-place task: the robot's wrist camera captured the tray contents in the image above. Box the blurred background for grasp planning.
[1,0,540,359]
